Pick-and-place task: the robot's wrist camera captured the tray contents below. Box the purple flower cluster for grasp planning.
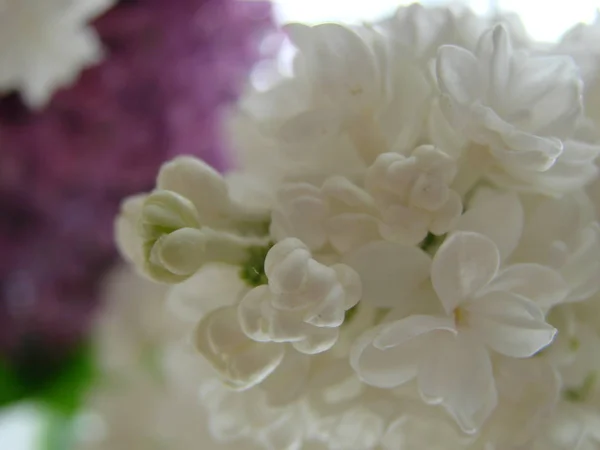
[0,0,274,362]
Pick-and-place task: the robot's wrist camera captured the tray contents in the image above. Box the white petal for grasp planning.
[157,156,231,225]
[379,204,430,245]
[432,232,500,314]
[292,327,339,354]
[344,241,431,308]
[269,309,310,343]
[260,417,304,450]
[486,25,512,97]
[277,108,342,144]
[412,145,457,183]
[195,307,284,390]
[238,286,273,342]
[141,190,199,236]
[322,175,377,211]
[327,213,381,253]
[228,344,286,391]
[265,239,311,294]
[373,315,456,350]
[490,131,563,172]
[303,283,346,327]
[410,173,449,211]
[436,45,481,105]
[350,325,423,389]
[167,263,246,323]
[332,263,362,309]
[417,332,496,434]
[114,194,146,266]
[261,350,311,406]
[153,228,208,276]
[270,184,329,251]
[468,291,557,358]
[308,23,379,110]
[484,263,569,307]
[456,189,523,261]
[285,261,337,309]
[429,190,463,236]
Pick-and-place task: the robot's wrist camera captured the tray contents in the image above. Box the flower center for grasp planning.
[453,306,469,327]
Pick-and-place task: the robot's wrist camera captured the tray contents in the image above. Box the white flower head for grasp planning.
[270,177,380,255]
[238,238,361,354]
[436,24,584,192]
[263,21,431,167]
[0,0,114,107]
[109,4,600,449]
[350,231,564,433]
[365,145,462,244]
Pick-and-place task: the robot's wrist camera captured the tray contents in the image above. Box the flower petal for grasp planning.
[115,194,146,266]
[167,263,247,323]
[456,188,523,262]
[195,307,284,390]
[429,189,463,236]
[373,315,456,350]
[418,332,496,434]
[436,45,481,105]
[265,238,311,294]
[303,283,346,328]
[306,23,379,110]
[468,291,557,357]
[379,204,430,245]
[260,350,311,407]
[277,108,342,144]
[344,241,431,308]
[484,263,569,307]
[292,327,339,354]
[238,286,273,342]
[350,325,423,389]
[157,156,231,225]
[431,231,500,314]
[332,263,362,310]
[326,213,381,254]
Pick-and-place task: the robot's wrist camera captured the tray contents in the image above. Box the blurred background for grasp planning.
[0,0,598,449]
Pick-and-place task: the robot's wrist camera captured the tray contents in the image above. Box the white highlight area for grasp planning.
[272,0,598,42]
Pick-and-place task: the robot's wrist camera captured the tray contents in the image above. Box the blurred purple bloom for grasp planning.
[0,0,275,362]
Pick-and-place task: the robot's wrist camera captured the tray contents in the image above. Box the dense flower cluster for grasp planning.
[0,0,274,361]
[117,4,600,450]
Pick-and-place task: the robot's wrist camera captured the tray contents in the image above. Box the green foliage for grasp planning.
[344,305,359,324]
[0,341,97,414]
[564,372,597,403]
[0,341,98,450]
[240,244,272,286]
[41,411,76,450]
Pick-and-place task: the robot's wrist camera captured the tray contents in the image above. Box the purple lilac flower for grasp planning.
[0,0,274,363]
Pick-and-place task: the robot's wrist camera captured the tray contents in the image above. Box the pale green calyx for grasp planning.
[139,189,268,283]
[140,190,200,239]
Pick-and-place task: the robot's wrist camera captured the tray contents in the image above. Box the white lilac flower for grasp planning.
[231,20,431,180]
[112,3,600,449]
[270,177,380,254]
[348,231,563,433]
[436,24,585,194]
[115,156,269,283]
[238,238,361,354]
[0,0,114,108]
[365,146,462,244]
